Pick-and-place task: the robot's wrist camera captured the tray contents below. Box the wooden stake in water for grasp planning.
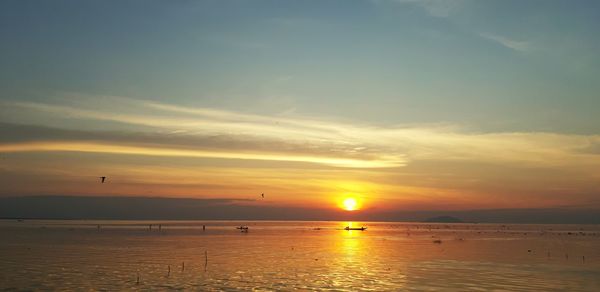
[167,265,170,277]
[205,250,208,272]
[136,272,140,285]
[182,261,185,272]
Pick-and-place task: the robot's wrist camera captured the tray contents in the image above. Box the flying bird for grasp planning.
[100,176,106,183]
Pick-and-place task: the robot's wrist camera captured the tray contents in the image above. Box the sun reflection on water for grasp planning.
[1,221,598,290]
[340,222,364,257]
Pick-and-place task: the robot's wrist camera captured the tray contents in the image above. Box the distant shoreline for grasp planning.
[1,196,599,224]
[2,218,599,225]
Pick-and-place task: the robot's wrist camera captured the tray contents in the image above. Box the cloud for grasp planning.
[378,0,465,18]
[1,95,599,171]
[0,141,402,168]
[479,32,531,52]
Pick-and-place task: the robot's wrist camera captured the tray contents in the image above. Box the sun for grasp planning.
[342,197,358,211]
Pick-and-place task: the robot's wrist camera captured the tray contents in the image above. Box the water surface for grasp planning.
[0,220,598,291]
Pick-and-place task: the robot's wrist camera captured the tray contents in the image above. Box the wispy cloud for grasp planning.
[479,32,531,52]
[0,141,402,168]
[377,0,465,18]
[1,95,599,170]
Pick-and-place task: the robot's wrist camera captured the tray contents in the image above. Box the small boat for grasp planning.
[344,226,367,231]
[236,226,249,230]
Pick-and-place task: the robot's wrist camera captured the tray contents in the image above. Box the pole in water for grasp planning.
[182,261,185,272]
[149,224,152,231]
[136,272,140,285]
[205,250,208,272]
[159,224,162,231]
[167,265,170,277]
[566,253,569,260]
[203,225,206,231]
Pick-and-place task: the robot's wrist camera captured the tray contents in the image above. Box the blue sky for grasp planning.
[2,0,599,132]
[1,1,599,216]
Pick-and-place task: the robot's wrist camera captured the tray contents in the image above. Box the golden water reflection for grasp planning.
[0,220,599,290]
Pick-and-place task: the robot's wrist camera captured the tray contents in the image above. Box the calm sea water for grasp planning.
[0,220,599,291]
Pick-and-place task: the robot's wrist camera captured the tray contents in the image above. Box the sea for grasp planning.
[0,220,599,291]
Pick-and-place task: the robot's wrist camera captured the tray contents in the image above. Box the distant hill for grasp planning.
[423,216,464,223]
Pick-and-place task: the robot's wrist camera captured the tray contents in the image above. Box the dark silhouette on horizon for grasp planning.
[100,176,106,183]
[1,196,599,224]
[424,216,464,223]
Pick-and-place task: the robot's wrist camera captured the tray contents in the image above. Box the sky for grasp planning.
[1,0,599,221]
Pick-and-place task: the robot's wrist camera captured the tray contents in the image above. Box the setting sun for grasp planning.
[343,198,358,211]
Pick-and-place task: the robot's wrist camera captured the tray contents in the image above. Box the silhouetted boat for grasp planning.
[236,226,249,230]
[344,226,367,231]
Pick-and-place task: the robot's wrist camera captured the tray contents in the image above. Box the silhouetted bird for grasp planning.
[100,176,106,183]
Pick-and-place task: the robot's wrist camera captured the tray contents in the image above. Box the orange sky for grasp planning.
[1,96,599,213]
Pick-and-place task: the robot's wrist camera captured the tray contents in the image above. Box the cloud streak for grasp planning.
[480,32,531,52]
[379,0,465,18]
[0,141,401,168]
[1,95,599,170]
